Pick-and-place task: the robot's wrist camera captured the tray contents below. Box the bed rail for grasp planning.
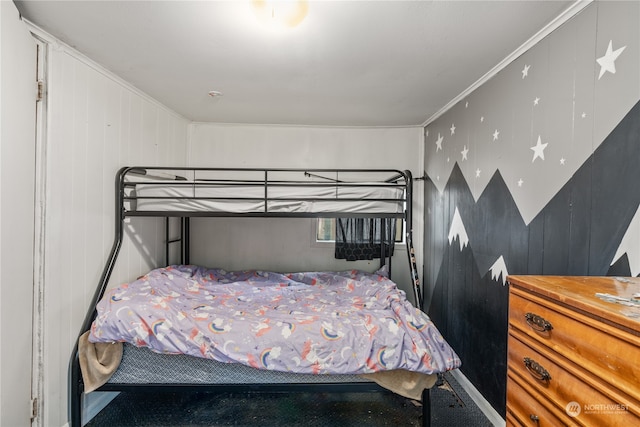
[120,166,409,218]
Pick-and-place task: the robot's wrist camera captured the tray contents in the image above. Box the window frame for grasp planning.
[313,217,405,246]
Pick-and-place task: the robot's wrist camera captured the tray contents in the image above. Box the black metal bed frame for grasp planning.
[69,166,430,427]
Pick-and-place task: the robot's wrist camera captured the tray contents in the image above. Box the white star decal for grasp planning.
[522,64,530,79]
[465,101,469,108]
[475,168,481,178]
[480,116,485,123]
[531,135,548,162]
[581,112,587,118]
[560,157,566,165]
[518,179,524,187]
[447,157,450,163]
[493,129,500,141]
[425,129,429,137]
[435,133,443,152]
[450,124,456,135]
[533,97,540,106]
[597,40,626,80]
[461,146,469,161]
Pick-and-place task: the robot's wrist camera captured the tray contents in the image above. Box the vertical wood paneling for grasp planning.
[86,67,107,309]
[71,57,88,348]
[102,78,120,274]
[45,47,74,422]
[43,46,189,426]
[566,159,592,275]
[117,90,132,287]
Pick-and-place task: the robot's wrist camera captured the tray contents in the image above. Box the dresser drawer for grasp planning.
[506,411,525,427]
[509,288,640,404]
[508,330,639,426]
[507,369,569,426]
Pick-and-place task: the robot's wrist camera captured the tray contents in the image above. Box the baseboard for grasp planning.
[449,369,506,427]
[82,392,120,426]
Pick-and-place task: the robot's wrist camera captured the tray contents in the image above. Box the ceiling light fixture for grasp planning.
[251,0,308,29]
[208,90,223,97]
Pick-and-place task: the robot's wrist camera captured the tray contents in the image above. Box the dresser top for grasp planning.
[507,275,640,333]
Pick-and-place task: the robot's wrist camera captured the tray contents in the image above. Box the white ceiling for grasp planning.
[16,0,576,127]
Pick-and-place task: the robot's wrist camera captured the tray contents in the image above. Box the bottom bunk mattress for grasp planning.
[111,342,372,385]
[80,337,438,400]
[85,265,460,395]
[80,342,437,400]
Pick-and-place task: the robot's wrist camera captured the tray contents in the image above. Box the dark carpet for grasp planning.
[85,372,493,426]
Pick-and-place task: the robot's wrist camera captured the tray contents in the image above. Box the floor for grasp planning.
[86,372,494,426]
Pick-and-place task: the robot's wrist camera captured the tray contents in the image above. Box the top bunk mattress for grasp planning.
[131,181,404,214]
[122,168,409,215]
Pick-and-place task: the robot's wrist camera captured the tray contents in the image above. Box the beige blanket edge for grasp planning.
[78,331,123,393]
[359,370,437,401]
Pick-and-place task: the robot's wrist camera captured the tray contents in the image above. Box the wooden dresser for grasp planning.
[506,276,640,426]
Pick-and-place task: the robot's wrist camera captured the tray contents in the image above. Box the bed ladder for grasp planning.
[403,170,423,309]
[406,231,422,308]
[165,217,190,265]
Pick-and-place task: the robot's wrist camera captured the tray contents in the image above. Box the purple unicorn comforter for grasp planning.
[89,265,460,375]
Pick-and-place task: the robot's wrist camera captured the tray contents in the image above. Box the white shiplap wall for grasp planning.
[187,123,424,301]
[41,41,189,426]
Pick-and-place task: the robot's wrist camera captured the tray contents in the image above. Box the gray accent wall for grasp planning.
[422,1,640,416]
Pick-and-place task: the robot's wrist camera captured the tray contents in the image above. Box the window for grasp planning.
[315,218,404,243]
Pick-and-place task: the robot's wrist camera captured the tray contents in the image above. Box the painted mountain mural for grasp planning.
[422,3,639,416]
[425,99,640,416]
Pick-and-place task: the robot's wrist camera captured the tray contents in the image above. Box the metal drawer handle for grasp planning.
[524,357,552,383]
[525,312,553,332]
[530,414,540,425]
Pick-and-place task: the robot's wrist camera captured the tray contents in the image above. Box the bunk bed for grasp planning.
[69,166,461,427]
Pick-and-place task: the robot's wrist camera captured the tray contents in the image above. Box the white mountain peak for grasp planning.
[490,256,509,285]
[448,207,469,251]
